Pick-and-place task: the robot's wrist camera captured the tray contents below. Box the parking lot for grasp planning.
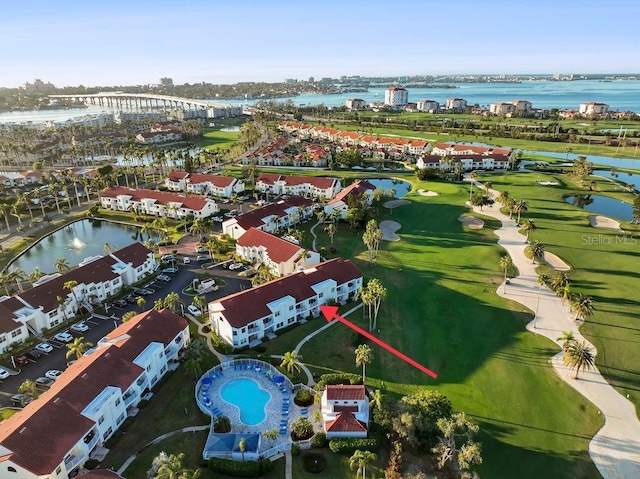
[0,254,251,408]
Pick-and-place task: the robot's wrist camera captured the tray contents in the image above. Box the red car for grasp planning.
[15,355,29,366]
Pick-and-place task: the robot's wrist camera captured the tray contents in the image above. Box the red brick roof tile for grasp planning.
[326,411,368,433]
[326,385,366,401]
[237,228,303,264]
[101,187,213,211]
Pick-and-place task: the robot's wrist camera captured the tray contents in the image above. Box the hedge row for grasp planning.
[208,457,273,477]
[314,373,362,391]
[328,437,379,454]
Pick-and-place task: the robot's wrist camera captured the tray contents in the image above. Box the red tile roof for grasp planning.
[0,309,186,476]
[188,173,236,188]
[167,171,189,181]
[80,470,125,479]
[108,242,153,268]
[101,187,213,211]
[0,302,22,335]
[328,180,375,205]
[326,412,368,433]
[211,258,362,328]
[325,385,366,401]
[234,197,313,231]
[237,228,303,264]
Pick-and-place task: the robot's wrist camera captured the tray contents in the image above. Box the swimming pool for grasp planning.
[220,378,271,425]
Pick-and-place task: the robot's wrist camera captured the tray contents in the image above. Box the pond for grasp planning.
[565,194,634,221]
[525,150,640,170]
[593,170,637,190]
[10,219,159,275]
[365,178,412,197]
[220,126,241,132]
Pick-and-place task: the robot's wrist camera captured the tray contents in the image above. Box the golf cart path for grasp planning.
[467,179,640,479]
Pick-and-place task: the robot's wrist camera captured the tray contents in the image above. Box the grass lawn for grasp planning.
[196,124,241,151]
[296,179,603,478]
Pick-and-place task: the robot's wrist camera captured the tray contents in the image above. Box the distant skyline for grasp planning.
[2,0,639,88]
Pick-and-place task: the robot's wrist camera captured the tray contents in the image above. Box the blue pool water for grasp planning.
[220,378,270,425]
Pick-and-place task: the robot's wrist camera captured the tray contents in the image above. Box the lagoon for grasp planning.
[10,219,158,274]
[366,178,411,197]
[565,194,633,221]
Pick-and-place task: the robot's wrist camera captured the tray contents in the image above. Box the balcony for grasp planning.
[64,453,83,472]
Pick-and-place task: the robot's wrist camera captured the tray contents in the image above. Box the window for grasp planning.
[115,398,121,407]
[289,305,294,311]
[0,336,5,343]
[117,413,125,424]
[275,311,280,317]
[98,415,104,425]
[319,292,324,298]
[160,365,166,374]
[56,466,62,475]
[8,466,17,472]
[147,365,151,372]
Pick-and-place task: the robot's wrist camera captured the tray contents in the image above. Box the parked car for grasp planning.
[114,299,128,307]
[45,369,63,381]
[35,342,54,354]
[212,217,224,223]
[162,267,178,274]
[228,262,244,271]
[53,331,74,343]
[11,394,33,407]
[187,304,202,316]
[15,355,29,366]
[35,376,55,388]
[157,274,171,283]
[124,294,137,304]
[160,254,175,262]
[133,288,153,295]
[0,369,10,380]
[196,255,211,261]
[25,349,45,361]
[195,246,208,254]
[183,256,191,264]
[71,322,89,333]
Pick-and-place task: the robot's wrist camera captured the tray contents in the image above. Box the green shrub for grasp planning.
[291,444,301,457]
[214,415,231,433]
[314,373,362,392]
[311,432,327,448]
[208,457,272,477]
[328,437,379,454]
[294,389,314,406]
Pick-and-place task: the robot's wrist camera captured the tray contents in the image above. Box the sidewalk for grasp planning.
[468,180,640,479]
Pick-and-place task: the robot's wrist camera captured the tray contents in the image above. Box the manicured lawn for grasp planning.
[196,124,241,151]
[297,179,603,478]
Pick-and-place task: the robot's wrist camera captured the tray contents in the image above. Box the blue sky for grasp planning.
[1,0,638,88]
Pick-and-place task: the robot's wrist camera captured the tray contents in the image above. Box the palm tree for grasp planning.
[27,266,45,286]
[556,284,572,304]
[534,273,549,329]
[66,337,93,360]
[192,295,207,316]
[497,190,510,205]
[54,257,70,273]
[515,200,529,224]
[362,219,383,265]
[18,379,39,400]
[499,255,512,293]
[355,344,373,385]
[369,389,384,411]
[153,298,165,311]
[63,280,79,314]
[570,293,596,321]
[551,272,570,292]
[164,291,181,312]
[280,350,303,375]
[122,311,137,322]
[563,340,595,379]
[154,452,192,479]
[324,223,336,245]
[505,197,517,219]
[528,240,545,264]
[238,437,246,462]
[349,449,377,479]
[557,330,576,352]
[9,268,27,292]
[136,296,146,308]
[522,219,536,242]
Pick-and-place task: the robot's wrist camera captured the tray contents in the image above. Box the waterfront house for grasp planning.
[385,87,409,107]
[235,227,321,277]
[445,98,467,112]
[346,98,367,110]
[321,385,369,438]
[416,100,440,113]
[254,174,340,200]
[0,309,189,479]
[579,102,610,116]
[208,258,362,348]
[100,187,219,219]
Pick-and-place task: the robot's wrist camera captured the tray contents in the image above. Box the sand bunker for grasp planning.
[589,215,623,231]
[417,189,439,196]
[379,220,401,241]
[383,199,411,209]
[543,252,571,271]
[458,216,484,229]
[537,181,559,186]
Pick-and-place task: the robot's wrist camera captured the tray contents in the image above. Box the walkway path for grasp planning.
[309,220,322,252]
[467,178,640,479]
[186,315,228,363]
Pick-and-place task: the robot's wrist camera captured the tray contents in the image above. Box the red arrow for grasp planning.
[320,305,438,379]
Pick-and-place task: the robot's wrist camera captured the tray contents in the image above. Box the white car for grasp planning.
[71,322,89,333]
[228,262,243,270]
[195,246,208,254]
[0,369,10,380]
[160,254,175,262]
[162,267,179,274]
[45,369,63,381]
[35,342,54,353]
[183,256,191,264]
[157,274,171,283]
[54,331,74,343]
[187,304,202,316]
[196,255,211,261]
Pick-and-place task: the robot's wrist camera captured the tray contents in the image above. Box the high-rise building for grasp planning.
[384,87,408,106]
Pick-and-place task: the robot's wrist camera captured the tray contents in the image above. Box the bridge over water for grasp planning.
[49,92,242,117]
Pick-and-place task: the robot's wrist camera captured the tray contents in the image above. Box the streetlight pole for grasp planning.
[534,283,543,329]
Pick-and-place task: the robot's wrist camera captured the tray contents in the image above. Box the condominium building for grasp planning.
[209,258,363,348]
[0,309,189,479]
[384,87,408,106]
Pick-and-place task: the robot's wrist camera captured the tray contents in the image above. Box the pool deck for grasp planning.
[197,359,320,455]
